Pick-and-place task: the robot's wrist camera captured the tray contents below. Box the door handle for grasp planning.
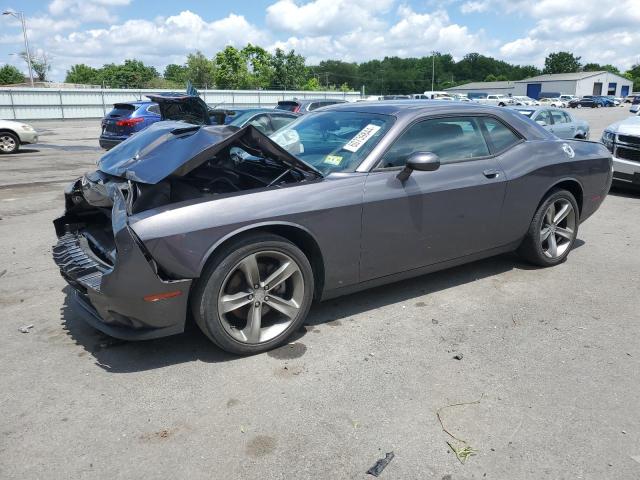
[483,169,500,179]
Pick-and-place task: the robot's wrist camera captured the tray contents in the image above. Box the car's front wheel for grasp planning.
[518,189,579,267]
[192,233,314,355]
[0,132,19,154]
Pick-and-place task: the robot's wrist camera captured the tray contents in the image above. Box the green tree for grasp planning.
[242,44,273,88]
[20,51,52,81]
[163,64,188,84]
[271,48,307,89]
[214,46,250,89]
[0,64,24,85]
[184,51,215,88]
[543,52,582,74]
[65,64,99,85]
[302,77,321,91]
[98,59,158,88]
[583,62,620,74]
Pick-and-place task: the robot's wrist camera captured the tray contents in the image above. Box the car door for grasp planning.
[360,115,508,281]
[549,109,573,139]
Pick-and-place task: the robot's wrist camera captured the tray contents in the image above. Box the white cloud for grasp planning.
[42,11,269,79]
[266,0,394,36]
[48,0,132,23]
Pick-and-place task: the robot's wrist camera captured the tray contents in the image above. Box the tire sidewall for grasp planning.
[195,235,314,355]
[0,132,19,154]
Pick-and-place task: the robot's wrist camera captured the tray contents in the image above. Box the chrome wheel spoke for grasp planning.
[540,226,552,241]
[545,203,556,225]
[547,232,558,257]
[242,303,262,343]
[266,294,299,319]
[263,261,298,290]
[555,226,573,240]
[220,291,253,313]
[553,202,571,224]
[238,254,260,288]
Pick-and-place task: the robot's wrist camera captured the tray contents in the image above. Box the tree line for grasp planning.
[1,46,639,93]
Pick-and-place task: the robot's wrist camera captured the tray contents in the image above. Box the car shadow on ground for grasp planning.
[8,148,40,154]
[60,250,583,373]
[609,185,640,199]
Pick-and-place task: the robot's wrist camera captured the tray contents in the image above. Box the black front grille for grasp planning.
[616,146,640,163]
[52,233,109,292]
[618,134,640,146]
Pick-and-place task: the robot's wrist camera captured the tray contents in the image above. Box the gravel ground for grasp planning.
[1,106,639,480]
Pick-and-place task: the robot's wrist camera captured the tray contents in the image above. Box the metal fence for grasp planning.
[0,88,363,120]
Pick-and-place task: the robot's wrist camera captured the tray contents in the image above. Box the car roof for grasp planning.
[322,99,510,116]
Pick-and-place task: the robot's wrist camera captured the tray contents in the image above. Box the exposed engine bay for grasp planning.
[57,125,318,271]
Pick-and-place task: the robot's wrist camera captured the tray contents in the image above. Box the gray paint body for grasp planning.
[54,101,613,340]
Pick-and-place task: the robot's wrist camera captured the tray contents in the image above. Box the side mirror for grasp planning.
[536,120,547,126]
[397,152,440,181]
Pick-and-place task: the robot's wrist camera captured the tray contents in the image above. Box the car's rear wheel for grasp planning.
[192,233,314,355]
[576,104,582,109]
[518,189,579,267]
[0,132,19,154]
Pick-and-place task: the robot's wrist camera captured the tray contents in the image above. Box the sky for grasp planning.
[1,0,639,82]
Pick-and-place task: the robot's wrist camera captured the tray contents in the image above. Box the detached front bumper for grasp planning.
[52,185,192,340]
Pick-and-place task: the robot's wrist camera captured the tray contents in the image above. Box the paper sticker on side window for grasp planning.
[343,124,381,152]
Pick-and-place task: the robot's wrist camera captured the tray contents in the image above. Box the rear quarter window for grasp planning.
[481,117,522,152]
[147,104,160,115]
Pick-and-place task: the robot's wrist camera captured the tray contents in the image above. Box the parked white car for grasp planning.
[471,94,514,106]
[422,91,455,100]
[512,96,540,106]
[559,95,578,104]
[539,97,567,108]
[449,93,471,102]
[0,119,38,154]
[602,116,640,187]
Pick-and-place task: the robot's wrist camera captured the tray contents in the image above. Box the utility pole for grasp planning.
[431,51,436,92]
[2,10,34,87]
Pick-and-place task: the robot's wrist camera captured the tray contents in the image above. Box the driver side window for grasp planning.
[379,117,490,168]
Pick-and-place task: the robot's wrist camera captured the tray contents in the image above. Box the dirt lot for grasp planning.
[1,106,639,479]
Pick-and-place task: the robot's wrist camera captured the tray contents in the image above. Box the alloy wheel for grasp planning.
[217,250,304,344]
[540,198,576,258]
[0,135,16,153]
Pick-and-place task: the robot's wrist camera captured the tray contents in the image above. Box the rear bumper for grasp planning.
[99,135,126,150]
[53,187,192,341]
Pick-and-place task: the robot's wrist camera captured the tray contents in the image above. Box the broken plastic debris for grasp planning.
[453,353,463,360]
[18,324,34,333]
[367,451,394,477]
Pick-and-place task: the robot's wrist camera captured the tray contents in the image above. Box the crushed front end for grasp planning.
[53,174,191,340]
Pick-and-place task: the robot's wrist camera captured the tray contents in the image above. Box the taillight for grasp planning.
[116,117,144,127]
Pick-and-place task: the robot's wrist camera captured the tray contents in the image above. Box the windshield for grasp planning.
[269,111,394,174]
[229,110,266,127]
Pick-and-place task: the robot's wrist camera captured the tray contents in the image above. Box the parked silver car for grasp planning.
[510,107,589,139]
[602,115,640,187]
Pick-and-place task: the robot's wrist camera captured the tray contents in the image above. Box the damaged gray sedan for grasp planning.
[53,99,612,354]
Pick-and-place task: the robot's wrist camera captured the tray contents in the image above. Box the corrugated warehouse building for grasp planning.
[512,71,633,99]
[445,81,516,95]
[446,71,633,99]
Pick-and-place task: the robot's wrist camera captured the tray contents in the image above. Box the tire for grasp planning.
[499,102,505,107]
[0,132,19,154]
[191,232,314,355]
[576,104,582,109]
[518,189,579,267]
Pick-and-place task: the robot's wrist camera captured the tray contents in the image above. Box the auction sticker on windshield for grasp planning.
[343,124,381,152]
[323,155,343,165]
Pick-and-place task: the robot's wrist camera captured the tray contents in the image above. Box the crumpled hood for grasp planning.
[97,121,321,184]
[605,116,640,136]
